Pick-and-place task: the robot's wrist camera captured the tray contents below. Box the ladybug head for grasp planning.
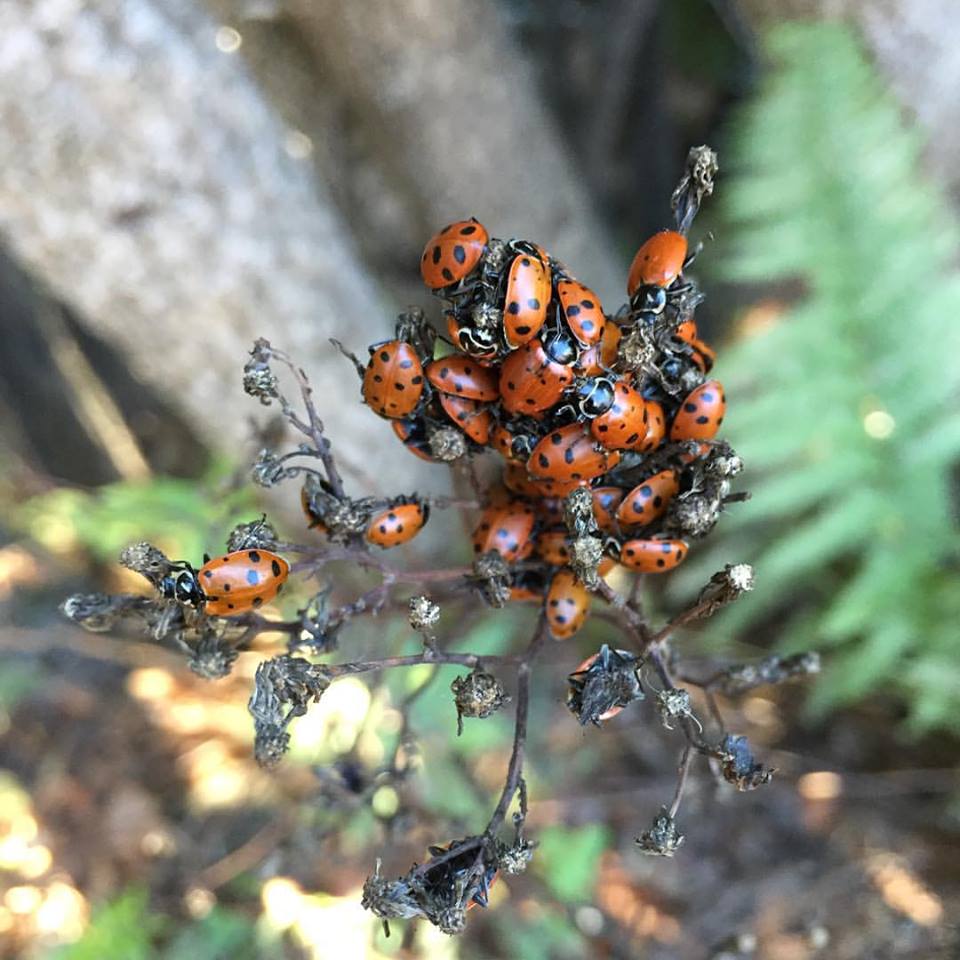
[575,377,616,418]
[543,326,577,366]
[160,569,204,607]
[633,285,667,315]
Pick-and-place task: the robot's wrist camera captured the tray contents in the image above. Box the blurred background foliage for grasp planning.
[1,2,959,959]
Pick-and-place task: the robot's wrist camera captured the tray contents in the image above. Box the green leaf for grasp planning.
[534,823,611,903]
[54,889,164,960]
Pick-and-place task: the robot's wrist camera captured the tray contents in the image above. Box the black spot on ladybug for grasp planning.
[640,486,652,499]
[223,583,231,591]
[411,375,423,385]
[696,415,709,424]
[453,245,466,264]
[626,433,639,444]
[379,524,387,533]
[271,560,282,576]
[555,614,568,624]
[397,524,405,533]
[653,496,663,507]
[432,246,441,264]
[222,556,230,563]
[581,299,595,309]
[507,381,517,391]
[566,304,581,317]
[551,433,563,445]
[515,325,531,336]
[538,454,550,468]
[246,569,260,586]
[455,384,463,393]
[442,268,454,282]
[527,298,540,310]
[227,602,235,610]
[373,374,383,383]
[253,596,263,607]
[395,383,405,391]
[507,301,520,315]
[203,570,213,579]
[439,367,449,379]
[684,402,697,413]
[248,551,261,563]
[676,550,684,561]
[657,559,666,568]
[521,257,531,267]
[460,224,476,235]
[398,359,414,369]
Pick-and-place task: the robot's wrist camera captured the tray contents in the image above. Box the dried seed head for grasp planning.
[470,301,502,334]
[428,425,467,462]
[669,491,724,538]
[563,486,597,539]
[471,551,511,608]
[361,865,424,921]
[618,326,657,371]
[226,515,279,552]
[433,905,467,936]
[636,807,685,857]
[567,645,644,726]
[409,595,441,631]
[187,631,239,680]
[251,448,295,488]
[693,563,756,618]
[60,592,155,632]
[119,541,171,582]
[719,734,775,791]
[655,687,700,732]
[242,342,280,406]
[451,669,509,735]
[568,534,604,590]
[496,838,535,875]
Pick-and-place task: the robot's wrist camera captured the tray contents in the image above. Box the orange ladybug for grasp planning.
[616,470,680,527]
[499,338,575,415]
[502,462,584,499]
[619,538,688,573]
[546,568,591,639]
[556,279,605,346]
[675,320,716,374]
[670,380,726,441]
[472,499,537,563]
[420,219,488,290]
[527,424,621,483]
[591,487,625,532]
[590,380,650,451]
[503,252,551,348]
[439,394,493,445]
[633,398,666,452]
[627,230,688,297]
[509,568,549,603]
[426,354,500,401]
[366,497,430,548]
[392,417,436,462]
[160,549,290,616]
[536,529,572,566]
[577,320,621,376]
[362,341,425,419]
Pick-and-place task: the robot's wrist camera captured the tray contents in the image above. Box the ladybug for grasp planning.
[546,568,591,640]
[670,380,726,441]
[499,337,575,415]
[366,497,430,548]
[426,841,499,910]
[556,279,606,346]
[503,252,551,348]
[420,219,489,291]
[160,549,290,616]
[675,320,716,374]
[567,647,640,722]
[536,496,565,526]
[491,421,539,463]
[392,417,436,461]
[627,229,688,300]
[502,462,584,499]
[509,568,549,603]
[569,376,617,419]
[589,380,650,450]
[301,475,336,533]
[616,470,679,527]
[362,340,426,419]
[591,486,625,532]
[527,424,621,483]
[536,529,571,566]
[446,310,500,362]
[472,499,537,563]
[619,538,688,573]
[637,398,666,451]
[426,354,500,401]
[577,320,621,376]
[439,394,493,445]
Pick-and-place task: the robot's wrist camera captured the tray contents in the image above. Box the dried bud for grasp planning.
[186,630,239,680]
[567,645,644,726]
[671,144,718,234]
[618,326,657,371]
[251,448,295,488]
[496,838,535,875]
[568,534,604,590]
[655,687,700,732]
[243,341,280,406]
[718,735,775,791]
[636,807,684,857]
[361,864,424,922]
[694,563,756,618]
[450,668,509,735]
[60,593,155,632]
[226,515,279,553]
[249,655,333,766]
[119,541,171,582]
[471,551,511,608]
[409,595,441,631]
[716,651,820,696]
[563,486,597,540]
[428,425,467,462]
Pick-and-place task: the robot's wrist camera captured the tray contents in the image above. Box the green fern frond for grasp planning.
[672,22,960,732]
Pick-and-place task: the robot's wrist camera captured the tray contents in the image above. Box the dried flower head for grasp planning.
[119,541,171,582]
[718,735,775,791]
[251,448,296,488]
[636,807,685,857]
[185,629,239,680]
[428,425,467,462]
[471,551,511,608]
[451,668,509,735]
[226,515,279,552]
[496,837,536,875]
[656,687,701,732]
[361,863,424,923]
[243,340,280,406]
[60,592,155,633]
[567,645,644,726]
[409,595,441,631]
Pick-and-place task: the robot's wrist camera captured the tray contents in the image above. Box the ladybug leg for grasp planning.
[681,240,703,270]
[330,338,365,377]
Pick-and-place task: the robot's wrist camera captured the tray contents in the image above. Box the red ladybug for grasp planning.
[619,538,688,573]
[503,252,551,348]
[499,338,575,415]
[362,341,425,419]
[591,486,625,532]
[392,417,436,462]
[420,219,488,290]
[568,649,636,722]
[527,424,621,483]
[536,529,571,566]
[675,320,716,374]
[546,568,591,640]
[577,320,621,376]
[616,470,679,527]
[627,230,688,297]
[589,380,650,451]
[509,568,549,603]
[670,380,726,441]
[439,394,493,445]
[556,279,606,346]
[490,421,539,463]
[472,500,537,563]
[427,354,500,401]
[502,462,584,499]
[160,549,290,616]
[366,497,430,548]
[632,398,666,452]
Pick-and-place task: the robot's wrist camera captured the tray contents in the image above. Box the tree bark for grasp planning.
[0,0,431,492]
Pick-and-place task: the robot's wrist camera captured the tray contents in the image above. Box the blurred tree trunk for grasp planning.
[0,0,432,492]
[736,0,960,204]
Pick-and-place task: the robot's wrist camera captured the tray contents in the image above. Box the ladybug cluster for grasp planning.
[338,151,738,642]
